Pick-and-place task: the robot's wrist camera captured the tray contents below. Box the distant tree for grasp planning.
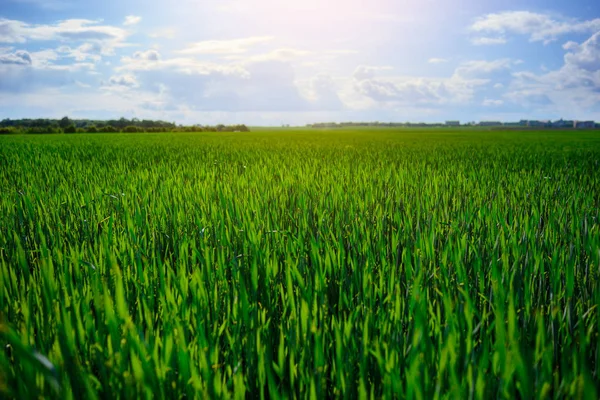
[235,124,250,132]
[117,118,128,129]
[123,126,139,133]
[86,126,98,133]
[64,125,77,134]
[59,116,71,130]
[0,127,16,134]
[1,119,14,127]
[101,125,118,133]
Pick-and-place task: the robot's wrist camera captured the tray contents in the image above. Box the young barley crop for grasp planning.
[0,128,599,399]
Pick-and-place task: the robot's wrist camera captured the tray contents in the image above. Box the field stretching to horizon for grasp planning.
[1,127,599,399]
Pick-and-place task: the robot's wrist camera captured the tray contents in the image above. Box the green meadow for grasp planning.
[1,128,599,398]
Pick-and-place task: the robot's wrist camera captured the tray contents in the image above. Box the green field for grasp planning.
[1,128,599,399]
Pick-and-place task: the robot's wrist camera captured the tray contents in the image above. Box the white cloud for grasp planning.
[119,50,248,77]
[111,50,321,112]
[428,58,448,64]
[0,56,95,93]
[471,37,507,46]
[354,78,442,104]
[482,98,504,107]
[108,74,139,87]
[123,16,142,26]
[502,31,600,115]
[504,89,553,108]
[296,73,344,110]
[0,18,128,44]
[470,11,600,44]
[224,47,356,69]
[353,65,393,81]
[57,42,103,62]
[0,18,129,60]
[453,59,515,79]
[29,49,60,68]
[0,49,32,65]
[75,80,91,88]
[563,31,600,72]
[347,75,475,109]
[132,49,161,61]
[42,62,96,72]
[337,58,521,111]
[177,36,274,55]
[0,42,99,96]
[0,47,67,69]
[0,19,26,43]
[7,10,600,123]
[149,28,176,39]
[227,48,311,63]
[78,42,102,53]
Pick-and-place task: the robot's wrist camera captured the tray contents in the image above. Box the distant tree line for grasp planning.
[0,117,249,134]
[173,124,250,133]
[307,122,450,128]
[308,120,600,129]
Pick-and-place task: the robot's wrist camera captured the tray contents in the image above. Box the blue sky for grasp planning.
[1,0,600,125]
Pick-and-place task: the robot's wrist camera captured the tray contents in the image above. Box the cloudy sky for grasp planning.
[1,0,600,125]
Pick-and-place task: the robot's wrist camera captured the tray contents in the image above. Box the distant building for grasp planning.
[552,119,574,128]
[479,121,503,126]
[445,121,460,126]
[527,120,552,128]
[574,120,595,129]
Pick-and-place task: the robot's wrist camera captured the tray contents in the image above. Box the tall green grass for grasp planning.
[1,128,599,398]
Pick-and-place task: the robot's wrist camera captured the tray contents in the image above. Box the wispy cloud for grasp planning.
[177,36,275,55]
[482,98,504,106]
[123,16,142,26]
[149,28,176,39]
[428,58,448,64]
[108,74,139,87]
[453,59,515,79]
[57,42,103,62]
[471,37,507,46]
[470,11,600,44]
[0,18,128,44]
[353,65,393,81]
[225,48,311,63]
[118,49,249,77]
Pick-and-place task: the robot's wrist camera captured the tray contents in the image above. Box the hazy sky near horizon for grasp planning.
[1,0,600,125]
